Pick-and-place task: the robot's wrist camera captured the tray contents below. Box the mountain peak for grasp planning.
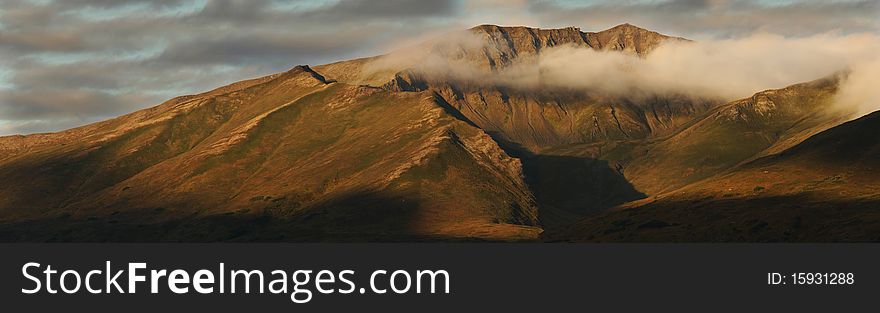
[281,64,330,85]
[592,23,686,54]
[600,23,660,35]
[463,23,682,58]
[610,22,638,29]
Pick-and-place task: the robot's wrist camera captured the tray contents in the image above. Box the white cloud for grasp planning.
[529,32,880,100]
[836,57,880,117]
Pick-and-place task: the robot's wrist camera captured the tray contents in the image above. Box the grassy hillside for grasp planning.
[550,110,880,242]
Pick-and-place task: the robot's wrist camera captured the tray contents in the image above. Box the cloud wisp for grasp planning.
[835,57,880,117]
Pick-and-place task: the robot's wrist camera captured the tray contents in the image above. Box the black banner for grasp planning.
[1,244,876,311]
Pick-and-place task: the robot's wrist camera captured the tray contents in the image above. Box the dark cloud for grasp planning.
[0,88,158,120]
[0,31,87,53]
[528,0,880,38]
[192,0,276,21]
[152,30,383,67]
[316,0,457,19]
[0,118,101,135]
[10,61,126,90]
[191,0,458,26]
[57,0,188,9]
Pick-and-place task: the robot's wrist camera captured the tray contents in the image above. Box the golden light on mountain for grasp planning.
[1,24,878,242]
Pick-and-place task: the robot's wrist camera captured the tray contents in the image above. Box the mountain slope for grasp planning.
[0,66,539,241]
[617,76,849,194]
[315,24,715,221]
[2,24,691,241]
[550,110,880,242]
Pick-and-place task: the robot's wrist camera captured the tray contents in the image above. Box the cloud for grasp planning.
[528,32,880,100]
[0,86,161,134]
[0,118,104,135]
[528,0,880,39]
[0,88,158,120]
[363,29,880,118]
[835,58,880,117]
[0,31,88,53]
[316,0,457,19]
[462,0,539,26]
[10,61,128,90]
[152,31,377,68]
[191,0,457,27]
[53,0,188,10]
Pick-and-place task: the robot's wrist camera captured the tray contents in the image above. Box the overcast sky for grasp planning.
[1,0,878,135]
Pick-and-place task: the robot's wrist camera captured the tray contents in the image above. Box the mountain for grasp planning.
[0,66,539,241]
[549,109,880,242]
[316,24,706,151]
[318,24,715,224]
[598,76,849,195]
[0,24,870,242]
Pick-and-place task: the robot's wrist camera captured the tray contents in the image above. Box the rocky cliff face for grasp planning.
[467,23,684,66]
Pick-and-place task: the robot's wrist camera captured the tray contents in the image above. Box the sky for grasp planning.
[1,0,878,135]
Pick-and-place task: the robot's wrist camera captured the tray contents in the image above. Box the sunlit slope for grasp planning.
[619,77,849,194]
[551,109,880,242]
[0,66,538,241]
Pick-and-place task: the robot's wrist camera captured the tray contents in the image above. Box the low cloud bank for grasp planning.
[365,31,880,116]
[536,33,879,99]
